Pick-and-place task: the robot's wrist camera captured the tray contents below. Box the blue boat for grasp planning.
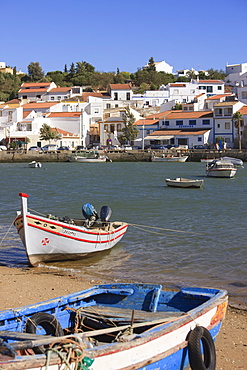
[0,283,228,370]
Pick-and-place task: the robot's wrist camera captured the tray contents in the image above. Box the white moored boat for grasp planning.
[14,193,128,266]
[206,160,237,178]
[68,150,109,163]
[166,177,204,188]
[153,155,188,162]
[28,161,42,168]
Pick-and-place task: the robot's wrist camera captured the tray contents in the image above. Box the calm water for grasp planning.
[0,161,246,308]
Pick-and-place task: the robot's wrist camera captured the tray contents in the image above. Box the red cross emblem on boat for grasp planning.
[42,238,50,245]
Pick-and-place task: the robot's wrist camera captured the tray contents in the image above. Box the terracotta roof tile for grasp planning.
[239,106,247,114]
[198,80,224,84]
[165,111,213,119]
[19,88,49,93]
[51,127,77,136]
[169,83,186,87]
[49,87,72,93]
[22,102,58,109]
[206,94,232,100]
[21,82,51,88]
[109,84,132,90]
[47,112,81,117]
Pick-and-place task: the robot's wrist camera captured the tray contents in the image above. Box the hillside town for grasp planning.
[0,61,247,151]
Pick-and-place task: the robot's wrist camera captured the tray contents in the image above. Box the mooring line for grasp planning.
[129,223,203,235]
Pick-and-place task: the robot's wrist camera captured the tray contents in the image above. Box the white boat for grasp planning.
[200,158,215,163]
[68,150,109,163]
[166,177,204,188]
[206,160,237,178]
[28,161,42,168]
[220,156,244,167]
[14,193,128,266]
[153,155,188,162]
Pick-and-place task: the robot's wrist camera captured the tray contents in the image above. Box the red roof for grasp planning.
[109,84,132,90]
[198,80,224,84]
[239,106,247,115]
[19,89,49,93]
[47,112,81,118]
[22,102,58,109]
[150,129,210,136]
[21,82,51,88]
[49,87,72,93]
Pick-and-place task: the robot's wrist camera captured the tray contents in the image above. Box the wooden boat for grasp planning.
[14,193,128,266]
[206,160,237,178]
[166,177,204,188]
[153,155,188,162]
[0,283,228,370]
[68,150,109,163]
[28,161,42,168]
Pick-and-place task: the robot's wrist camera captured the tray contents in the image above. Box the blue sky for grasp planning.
[1,0,247,75]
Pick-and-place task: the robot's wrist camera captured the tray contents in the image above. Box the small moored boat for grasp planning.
[206,160,237,178]
[28,161,42,168]
[153,155,188,162]
[0,283,228,370]
[166,177,204,188]
[68,150,109,163]
[14,193,128,266]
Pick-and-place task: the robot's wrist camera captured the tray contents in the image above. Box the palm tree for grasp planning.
[232,112,243,151]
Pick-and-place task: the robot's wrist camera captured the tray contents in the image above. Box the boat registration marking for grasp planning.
[62,228,77,237]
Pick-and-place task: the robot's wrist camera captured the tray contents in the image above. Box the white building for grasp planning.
[225,63,247,105]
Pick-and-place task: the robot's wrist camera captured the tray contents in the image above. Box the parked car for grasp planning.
[0,145,7,151]
[121,145,132,150]
[41,144,58,151]
[193,145,209,149]
[28,146,40,151]
[150,144,166,150]
[57,146,70,151]
[75,145,85,150]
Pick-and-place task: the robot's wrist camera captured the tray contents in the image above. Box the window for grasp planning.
[94,109,99,114]
[242,91,247,99]
[106,103,111,109]
[224,108,232,116]
[110,124,115,133]
[104,124,108,132]
[126,92,130,100]
[23,95,27,99]
[183,107,188,110]
[173,89,179,94]
[36,95,41,99]
[114,92,118,100]
[215,108,222,116]
[0,111,2,117]
[189,120,196,125]
[225,122,230,130]
[8,111,12,121]
[115,104,118,108]
[217,123,220,128]
[207,86,213,93]
[26,123,32,131]
[218,86,222,90]
[176,120,183,126]
[189,106,193,111]
[165,120,169,126]
[117,124,121,132]
[198,137,202,142]
[51,97,54,101]
[199,86,206,90]
[202,119,210,125]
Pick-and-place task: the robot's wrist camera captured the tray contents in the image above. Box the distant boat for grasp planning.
[220,156,244,167]
[206,160,237,178]
[153,155,188,162]
[0,283,228,370]
[166,177,204,188]
[200,158,215,163]
[28,161,42,168]
[14,193,128,266]
[68,150,110,163]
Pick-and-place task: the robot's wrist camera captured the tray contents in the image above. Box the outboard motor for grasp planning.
[100,206,112,226]
[82,203,98,228]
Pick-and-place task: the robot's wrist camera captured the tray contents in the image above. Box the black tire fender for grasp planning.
[25,312,64,354]
[188,325,216,370]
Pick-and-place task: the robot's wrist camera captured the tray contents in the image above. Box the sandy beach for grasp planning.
[0,265,246,369]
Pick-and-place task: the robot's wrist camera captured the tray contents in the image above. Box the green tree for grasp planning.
[232,112,243,150]
[39,124,60,143]
[118,107,139,144]
[27,62,44,81]
[146,57,156,71]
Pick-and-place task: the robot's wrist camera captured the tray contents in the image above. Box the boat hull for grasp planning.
[206,169,237,178]
[154,156,188,162]
[0,284,228,370]
[14,214,128,265]
[166,178,204,188]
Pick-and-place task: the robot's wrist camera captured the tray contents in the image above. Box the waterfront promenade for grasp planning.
[0,148,246,162]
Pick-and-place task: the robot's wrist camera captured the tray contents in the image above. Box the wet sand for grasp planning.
[0,266,246,369]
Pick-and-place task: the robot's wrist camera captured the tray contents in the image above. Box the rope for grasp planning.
[0,219,15,246]
[129,223,204,235]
